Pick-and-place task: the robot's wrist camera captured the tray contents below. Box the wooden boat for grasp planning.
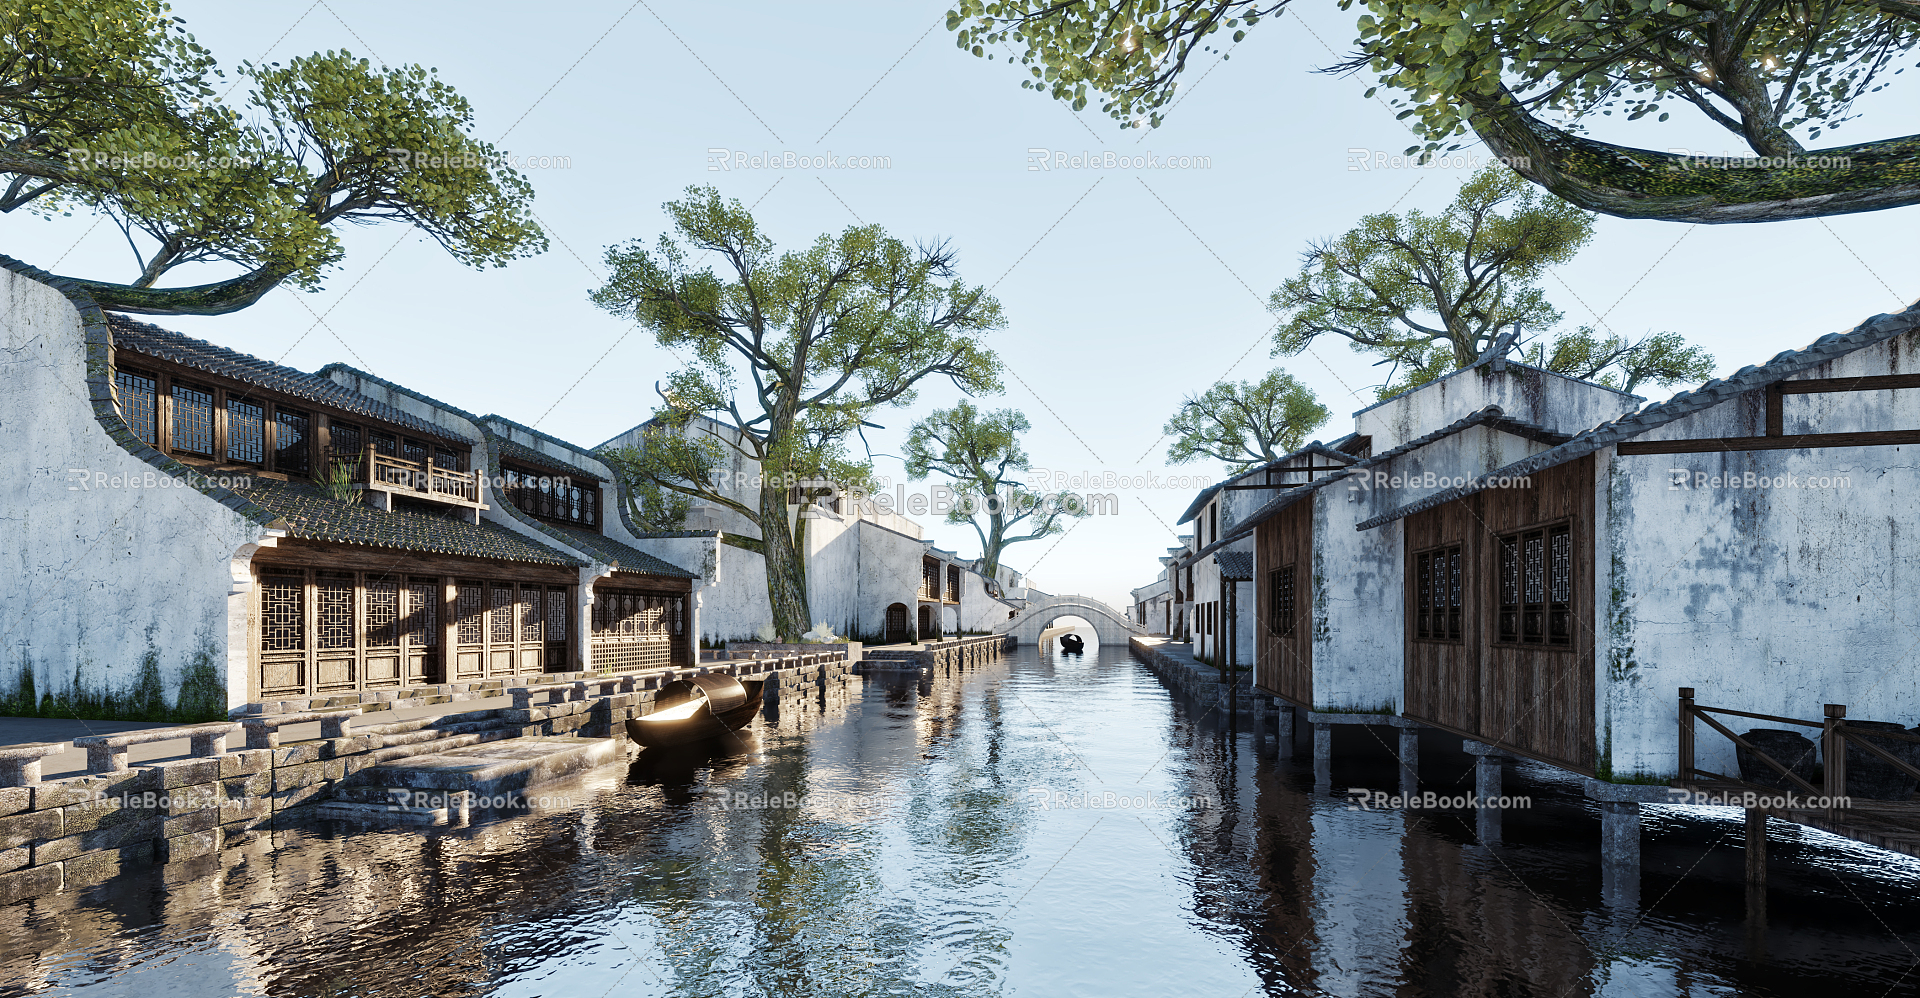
[627,674,765,748]
[1059,634,1085,654]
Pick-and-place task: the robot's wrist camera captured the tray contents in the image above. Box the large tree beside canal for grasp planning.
[946,0,1920,222]
[1162,367,1329,472]
[591,187,1005,638]
[1272,167,1716,397]
[0,0,546,315]
[903,401,1090,584]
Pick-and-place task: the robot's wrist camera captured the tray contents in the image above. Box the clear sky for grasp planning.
[11,1,1918,611]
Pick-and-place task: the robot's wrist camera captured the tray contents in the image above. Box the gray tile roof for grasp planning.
[542,522,696,578]
[1177,441,1360,524]
[109,317,459,442]
[494,437,606,482]
[1215,550,1254,579]
[235,479,586,567]
[1176,405,1569,565]
[1355,301,1920,531]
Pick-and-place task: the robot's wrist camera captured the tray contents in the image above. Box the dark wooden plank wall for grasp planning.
[1402,456,1596,772]
[1255,500,1313,706]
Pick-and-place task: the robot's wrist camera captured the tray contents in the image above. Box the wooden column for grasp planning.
[440,576,459,685]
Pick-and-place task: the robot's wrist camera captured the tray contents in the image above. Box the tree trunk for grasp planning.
[756,481,810,639]
[1462,87,1920,222]
[57,264,291,316]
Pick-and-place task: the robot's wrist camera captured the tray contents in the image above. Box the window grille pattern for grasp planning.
[546,589,568,641]
[490,584,516,644]
[456,582,485,644]
[1269,566,1296,637]
[116,371,158,447]
[1499,525,1573,646]
[365,578,401,647]
[406,578,438,647]
[947,566,960,602]
[275,409,310,476]
[503,466,599,527]
[519,587,542,643]
[371,431,397,457]
[225,398,265,464]
[1414,546,1464,641]
[317,573,355,650]
[171,384,214,455]
[330,422,362,470]
[263,574,305,652]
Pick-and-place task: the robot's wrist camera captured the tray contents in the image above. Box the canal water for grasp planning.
[5,644,1920,997]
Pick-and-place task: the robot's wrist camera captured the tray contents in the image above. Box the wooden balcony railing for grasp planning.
[353,449,480,505]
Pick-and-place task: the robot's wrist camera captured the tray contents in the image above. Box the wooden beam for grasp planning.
[1619,429,1920,455]
[1776,373,1920,395]
[1765,384,1783,437]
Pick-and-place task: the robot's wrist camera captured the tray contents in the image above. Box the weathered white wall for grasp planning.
[956,568,1015,632]
[1354,365,1640,451]
[0,267,270,708]
[1600,328,1920,780]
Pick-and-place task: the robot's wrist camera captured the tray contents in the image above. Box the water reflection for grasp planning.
[3,647,1919,996]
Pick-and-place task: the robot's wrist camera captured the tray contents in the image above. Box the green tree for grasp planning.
[947,0,1920,222]
[903,401,1089,582]
[1271,168,1714,396]
[591,187,1004,638]
[1164,368,1330,471]
[2,0,545,314]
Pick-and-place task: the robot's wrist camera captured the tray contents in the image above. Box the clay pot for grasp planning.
[1735,728,1820,790]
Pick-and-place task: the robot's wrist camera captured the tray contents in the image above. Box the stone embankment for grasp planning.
[860,634,1015,673]
[0,652,854,904]
[1129,636,1275,719]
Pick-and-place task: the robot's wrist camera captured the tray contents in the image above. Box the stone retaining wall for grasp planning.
[860,634,1013,672]
[1128,636,1275,717]
[1,655,856,904]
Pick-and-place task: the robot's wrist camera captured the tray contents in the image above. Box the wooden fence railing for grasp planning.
[1679,686,1920,821]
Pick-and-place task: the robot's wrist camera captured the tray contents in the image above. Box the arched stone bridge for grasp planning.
[995,594,1145,645]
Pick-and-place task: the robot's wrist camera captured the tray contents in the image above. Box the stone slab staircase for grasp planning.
[315,708,615,826]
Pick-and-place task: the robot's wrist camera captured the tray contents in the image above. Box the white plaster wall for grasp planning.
[1600,329,1920,779]
[597,415,765,538]
[803,509,862,635]
[855,520,933,641]
[0,269,269,708]
[957,568,1016,632]
[1354,365,1640,451]
[1313,485,1405,713]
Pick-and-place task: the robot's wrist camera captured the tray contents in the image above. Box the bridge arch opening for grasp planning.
[1037,614,1098,653]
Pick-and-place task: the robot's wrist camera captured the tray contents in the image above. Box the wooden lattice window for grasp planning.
[227,398,265,464]
[365,578,401,648]
[1269,565,1295,637]
[490,584,516,644]
[1500,525,1573,646]
[275,409,310,476]
[947,565,960,602]
[330,421,363,470]
[171,383,214,456]
[262,573,305,652]
[518,587,543,643]
[406,578,439,647]
[1415,545,1464,642]
[546,589,568,641]
[317,573,356,650]
[115,371,158,447]
[456,582,485,644]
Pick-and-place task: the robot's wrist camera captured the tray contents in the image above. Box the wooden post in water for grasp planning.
[1824,703,1847,822]
[1746,807,1768,959]
[1677,687,1696,783]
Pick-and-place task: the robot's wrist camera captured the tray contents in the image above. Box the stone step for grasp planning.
[366,732,489,764]
[318,785,470,826]
[364,737,617,800]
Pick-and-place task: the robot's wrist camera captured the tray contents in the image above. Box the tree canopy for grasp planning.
[1271,167,1714,396]
[903,401,1090,582]
[947,0,1920,221]
[2,0,545,314]
[1163,367,1330,471]
[591,186,1004,636]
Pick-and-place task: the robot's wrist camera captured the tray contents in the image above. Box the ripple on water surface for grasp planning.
[4,645,1920,997]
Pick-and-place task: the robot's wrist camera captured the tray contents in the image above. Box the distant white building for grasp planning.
[597,414,1023,645]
